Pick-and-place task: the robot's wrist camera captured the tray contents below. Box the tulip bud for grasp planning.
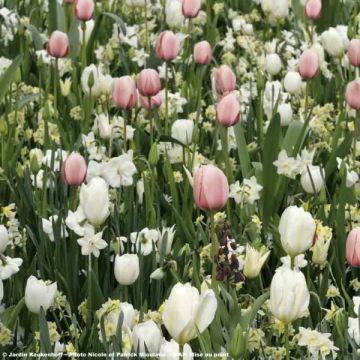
[137,69,161,97]
[29,148,43,173]
[269,266,310,323]
[132,320,162,354]
[139,92,163,110]
[243,244,270,279]
[79,177,110,226]
[150,268,165,280]
[216,93,241,127]
[156,31,180,61]
[25,276,57,314]
[61,153,87,186]
[300,165,325,194]
[348,39,360,67]
[265,54,282,76]
[112,76,138,110]
[171,119,194,145]
[229,324,247,359]
[193,165,229,211]
[299,49,319,80]
[284,71,302,94]
[279,205,317,257]
[159,340,193,360]
[74,0,94,21]
[182,0,201,18]
[114,254,140,285]
[305,0,322,20]
[47,31,69,58]
[193,41,212,65]
[346,228,360,267]
[214,65,236,95]
[162,283,217,344]
[346,79,360,110]
[0,225,9,254]
[148,143,159,166]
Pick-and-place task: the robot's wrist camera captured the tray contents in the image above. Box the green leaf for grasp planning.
[1,298,25,330]
[27,24,44,50]
[0,56,22,104]
[240,291,270,330]
[234,123,251,177]
[102,12,127,34]
[39,307,53,355]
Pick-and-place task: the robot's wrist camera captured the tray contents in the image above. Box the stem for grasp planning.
[54,59,58,116]
[148,97,154,145]
[144,0,149,53]
[354,110,358,164]
[81,21,87,68]
[284,323,290,360]
[290,256,295,270]
[87,255,92,324]
[304,81,309,119]
[165,61,169,134]
[210,213,218,288]
[221,126,234,184]
[124,111,128,152]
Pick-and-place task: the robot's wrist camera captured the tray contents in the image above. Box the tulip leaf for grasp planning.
[39,307,53,354]
[240,291,270,330]
[0,56,22,104]
[27,24,44,50]
[234,122,251,177]
[1,298,25,330]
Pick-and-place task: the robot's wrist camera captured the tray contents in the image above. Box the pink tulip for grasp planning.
[47,31,69,58]
[194,41,212,65]
[214,65,236,95]
[112,76,138,110]
[74,0,94,21]
[156,31,180,62]
[298,49,319,80]
[182,0,201,18]
[193,165,229,211]
[348,39,360,67]
[346,79,360,110]
[346,228,360,267]
[216,93,241,127]
[61,153,87,186]
[137,69,161,97]
[305,0,322,20]
[139,92,163,110]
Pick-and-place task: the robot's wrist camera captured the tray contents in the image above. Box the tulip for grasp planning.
[243,245,270,279]
[269,266,310,323]
[102,301,136,331]
[47,31,69,58]
[0,225,9,254]
[112,76,138,110]
[74,0,94,21]
[61,153,87,186]
[137,69,161,97]
[348,39,360,67]
[321,27,348,58]
[311,228,331,266]
[159,340,193,360]
[284,71,302,94]
[214,65,236,95]
[162,283,217,344]
[139,92,163,110]
[25,276,57,314]
[298,49,319,80]
[279,205,316,257]
[81,64,101,97]
[79,177,110,226]
[265,54,282,76]
[156,31,180,61]
[193,41,212,65]
[165,0,185,28]
[346,79,360,110]
[216,93,241,127]
[262,0,289,18]
[114,254,140,285]
[193,165,229,211]
[346,228,360,266]
[132,320,163,354]
[171,119,194,145]
[300,165,325,194]
[182,0,201,18]
[305,0,322,20]
[278,103,293,126]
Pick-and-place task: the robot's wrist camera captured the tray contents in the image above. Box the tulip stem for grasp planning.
[284,323,290,360]
[209,213,218,288]
[124,111,128,152]
[165,61,169,134]
[354,110,358,163]
[81,21,87,69]
[148,97,154,146]
[144,0,149,53]
[87,254,92,324]
[221,127,234,184]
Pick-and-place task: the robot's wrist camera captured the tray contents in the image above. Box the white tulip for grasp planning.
[243,244,270,279]
[346,170,359,188]
[348,317,360,346]
[79,177,110,227]
[262,0,288,18]
[78,19,94,44]
[159,339,193,360]
[266,54,282,75]
[171,120,194,145]
[114,254,140,285]
[278,103,293,126]
[150,268,165,281]
[284,71,302,94]
[279,206,316,257]
[81,64,101,97]
[321,28,346,57]
[301,165,325,194]
[269,266,310,323]
[162,283,217,344]
[0,225,9,254]
[132,320,163,354]
[25,276,57,314]
[165,0,184,28]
